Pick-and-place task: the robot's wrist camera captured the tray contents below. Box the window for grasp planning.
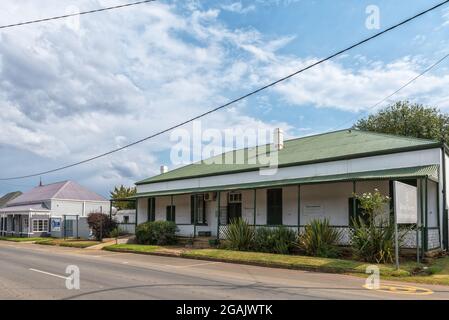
[32,219,49,232]
[228,192,242,203]
[191,195,207,225]
[123,216,129,224]
[166,206,176,222]
[148,198,156,222]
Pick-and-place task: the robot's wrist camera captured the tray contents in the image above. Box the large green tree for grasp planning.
[110,185,137,210]
[355,101,449,144]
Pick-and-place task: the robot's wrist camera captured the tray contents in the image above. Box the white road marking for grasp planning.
[29,268,69,280]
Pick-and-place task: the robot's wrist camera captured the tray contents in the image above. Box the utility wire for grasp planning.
[296,51,449,145]
[0,0,156,30]
[1,0,448,180]
[336,52,449,131]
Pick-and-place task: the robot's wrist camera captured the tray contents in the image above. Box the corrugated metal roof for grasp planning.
[7,181,106,206]
[0,203,50,213]
[131,165,439,198]
[136,129,440,185]
[0,191,22,208]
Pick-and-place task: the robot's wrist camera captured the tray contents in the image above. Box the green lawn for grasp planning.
[34,239,100,248]
[397,256,449,286]
[0,237,48,242]
[99,244,449,286]
[182,249,411,277]
[104,244,161,253]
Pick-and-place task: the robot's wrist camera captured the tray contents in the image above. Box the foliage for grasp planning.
[135,221,178,245]
[355,101,449,144]
[223,218,254,251]
[350,189,397,264]
[253,226,297,254]
[110,185,137,210]
[110,227,129,238]
[87,213,117,241]
[298,219,342,258]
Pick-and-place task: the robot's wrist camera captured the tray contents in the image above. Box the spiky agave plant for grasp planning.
[223,218,254,251]
[299,218,342,258]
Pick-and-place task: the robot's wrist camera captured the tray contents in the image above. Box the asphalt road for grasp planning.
[0,241,448,300]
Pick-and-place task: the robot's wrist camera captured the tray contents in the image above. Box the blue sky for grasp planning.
[0,0,448,197]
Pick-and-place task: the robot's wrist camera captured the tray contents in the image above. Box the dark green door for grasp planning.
[227,203,242,223]
[267,189,283,225]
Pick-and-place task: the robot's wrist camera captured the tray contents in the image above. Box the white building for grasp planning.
[131,129,449,253]
[0,181,110,238]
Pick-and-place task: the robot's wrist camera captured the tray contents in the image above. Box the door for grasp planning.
[267,188,283,225]
[65,220,74,237]
[227,203,242,223]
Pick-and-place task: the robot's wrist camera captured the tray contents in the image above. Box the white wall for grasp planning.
[50,199,110,217]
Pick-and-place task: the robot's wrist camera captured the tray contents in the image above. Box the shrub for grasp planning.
[351,217,396,263]
[223,218,254,251]
[87,213,117,241]
[298,219,341,258]
[253,226,297,254]
[110,227,128,238]
[135,221,178,245]
[350,188,402,264]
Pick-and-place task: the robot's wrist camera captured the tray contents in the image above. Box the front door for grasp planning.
[267,188,283,225]
[227,203,242,223]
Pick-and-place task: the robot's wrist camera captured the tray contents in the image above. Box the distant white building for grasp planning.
[0,181,110,238]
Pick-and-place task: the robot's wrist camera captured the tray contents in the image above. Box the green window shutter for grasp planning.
[190,195,195,224]
[267,189,283,225]
[166,205,176,222]
[348,197,363,226]
[148,198,156,222]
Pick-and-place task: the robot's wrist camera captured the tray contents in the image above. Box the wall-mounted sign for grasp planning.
[51,218,62,232]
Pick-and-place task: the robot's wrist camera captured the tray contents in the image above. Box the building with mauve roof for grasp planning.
[0,181,109,238]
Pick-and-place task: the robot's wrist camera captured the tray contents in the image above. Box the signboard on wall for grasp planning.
[394,181,418,224]
[51,218,62,232]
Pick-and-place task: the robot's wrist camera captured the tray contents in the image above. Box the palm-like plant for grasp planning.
[223,218,254,251]
[298,219,342,258]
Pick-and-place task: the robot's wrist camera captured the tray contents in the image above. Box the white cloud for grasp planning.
[0,0,448,196]
[261,55,449,112]
[221,2,256,14]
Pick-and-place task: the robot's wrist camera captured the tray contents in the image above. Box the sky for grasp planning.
[0,0,449,197]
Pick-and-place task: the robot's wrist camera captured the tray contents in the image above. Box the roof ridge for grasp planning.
[51,180,71,199]
[354,129,440,143]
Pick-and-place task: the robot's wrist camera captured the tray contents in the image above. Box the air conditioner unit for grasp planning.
[204,192,216,201]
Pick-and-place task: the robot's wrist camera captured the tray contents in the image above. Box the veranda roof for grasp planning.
[131,165,439,198]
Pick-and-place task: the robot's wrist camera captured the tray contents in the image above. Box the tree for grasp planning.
[110,185,136,210]
[87,212,117,241]
[355,101,449,144]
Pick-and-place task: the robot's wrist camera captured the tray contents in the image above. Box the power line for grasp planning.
[297,51,449,144]
[1,0,448,181]
[335,52,449,131]
[0,0,156,30]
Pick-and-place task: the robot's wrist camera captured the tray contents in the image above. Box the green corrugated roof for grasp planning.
[131,165,438,198]
[137,129,440,185]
